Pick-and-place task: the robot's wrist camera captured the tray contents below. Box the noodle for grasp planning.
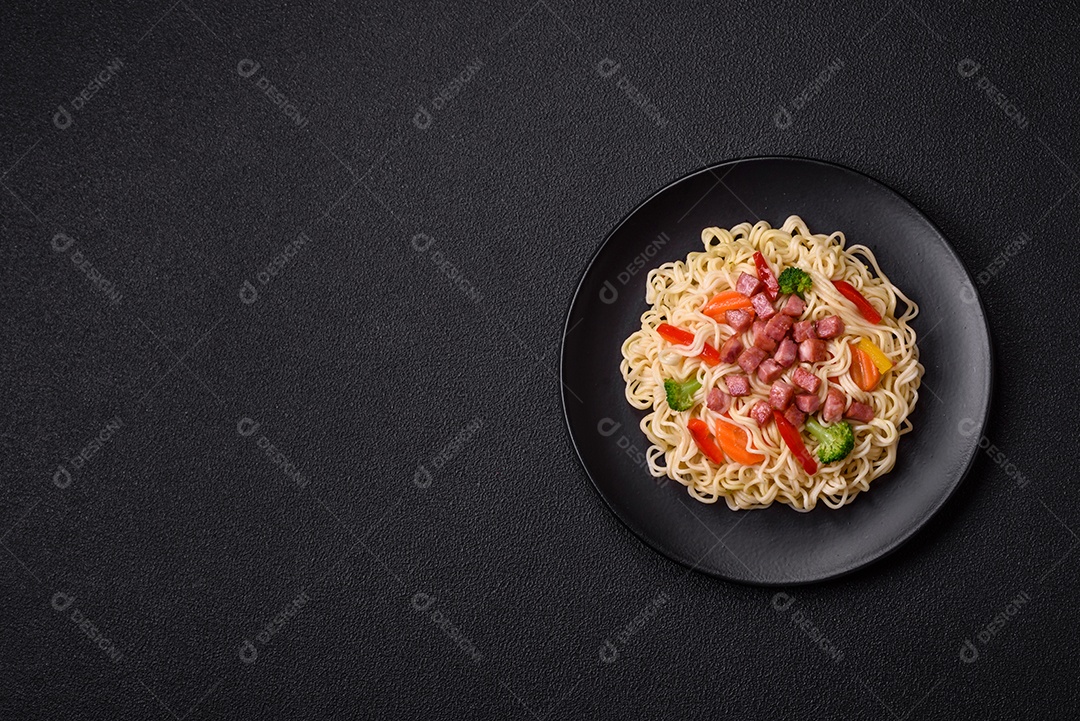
[619,216,923,511]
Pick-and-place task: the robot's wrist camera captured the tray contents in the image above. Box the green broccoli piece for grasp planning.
[777,267,813,298]
[804,416,855,463]
[663,377,702,411]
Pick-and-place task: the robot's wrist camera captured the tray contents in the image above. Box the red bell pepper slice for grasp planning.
[657,323,721,367]
[773,409,817,475]
[688,418,724,464]
[753,251,780,300]
[831,280,882,324]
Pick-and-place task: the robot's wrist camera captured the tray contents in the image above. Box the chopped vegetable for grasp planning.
[777,267,813,298]
[831,280,882,324]
[849,342,882,391]
[773,409,817,474]
[856,337,893,374]
[656,323,721,367]
[688,418,724,464]
[804,416,855,463]
[753,252,781,300]
[701,290,753,320]
[716,418,765,465]
[664,377,702,411]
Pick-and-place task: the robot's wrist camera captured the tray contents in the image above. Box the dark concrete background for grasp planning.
[2,0,1077,718]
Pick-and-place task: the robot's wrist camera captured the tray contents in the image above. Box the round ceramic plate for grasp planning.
[560,157,993,585]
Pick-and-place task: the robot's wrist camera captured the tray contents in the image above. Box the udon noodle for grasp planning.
[619,216,922,511]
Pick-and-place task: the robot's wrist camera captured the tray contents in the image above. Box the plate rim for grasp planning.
[558,155,995,585]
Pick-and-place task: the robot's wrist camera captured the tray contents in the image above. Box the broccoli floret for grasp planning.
[664,377,702,411]
[804,416,855,463]
[778,267,813,298]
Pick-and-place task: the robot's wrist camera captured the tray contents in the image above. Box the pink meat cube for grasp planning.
[780,294,806,317]
[757,359,784,383]
[750,292,777,320]
[735,272,763,297]
[822,386,846,423]
[725,308,754,332]
[749,400,772,426]
[753,332,777,353]
[815,315,845,339]
[764,314,794,341]
[845,400,874,423]
[795,393,821,414]
[784,405,806,428]
[724,374,751,397]
[707,388,731,413]
[768,381,795,410]
[774,338,797,368]
[737,347,767,374]
[791,366,822,393]
[792,320,817,343]
[798,339,828,363]
[719,336,744,364]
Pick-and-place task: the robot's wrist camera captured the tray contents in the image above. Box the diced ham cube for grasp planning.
[792,320,817,343]
[764,314,794,341]
[735,272,763,297]
[706,388,731,413]
[749,400,772,426]
[795,393,821,413]
[768,381,795,410]
[719,336,744,364]
[724,374,751,397]
[750,292,776,320]
[815,315,845,339]
[845,400,874,423]
[780,294,806,317]
[774,338,797,368]
[784,405,806,428]
[737,347,767,374]
[725,308,754,332]
[791,366,822,393]
[822,386,846,423]
[753,333,777,353]
[757,359,784,383]
[798,339,828,363]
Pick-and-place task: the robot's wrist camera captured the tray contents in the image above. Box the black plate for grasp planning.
[561,157,993,585]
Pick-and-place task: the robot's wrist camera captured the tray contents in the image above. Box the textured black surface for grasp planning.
[562,157,994,584]
[2,1,1078,718]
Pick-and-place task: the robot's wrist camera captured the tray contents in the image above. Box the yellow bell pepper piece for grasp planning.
[857,337,893,374]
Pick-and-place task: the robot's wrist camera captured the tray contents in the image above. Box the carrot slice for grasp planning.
[715,418,765,465]
[701,290,753,320]
[849,343,882,391]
